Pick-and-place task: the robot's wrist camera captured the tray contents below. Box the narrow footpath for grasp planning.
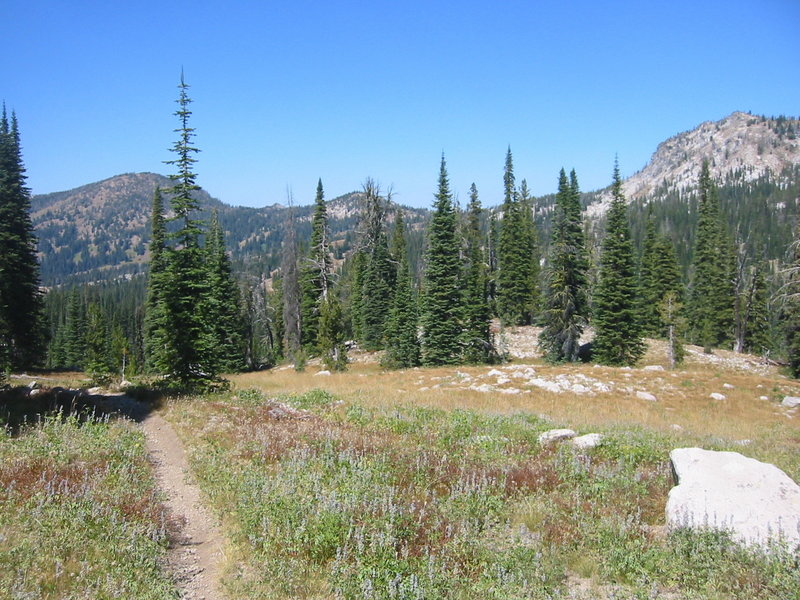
[142,413,225,600]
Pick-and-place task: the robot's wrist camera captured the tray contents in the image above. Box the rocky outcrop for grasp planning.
[666,448,800,551]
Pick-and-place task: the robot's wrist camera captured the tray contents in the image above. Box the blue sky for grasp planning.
[4,0,799,208]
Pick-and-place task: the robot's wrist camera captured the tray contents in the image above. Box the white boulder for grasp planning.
[666,448,800,551]
[314,370,331,377]
[709,392,726,401]
[636,391,657,402]
[782,396,800,408]
[643,365,664,371]
[572,433,603,450]
[538,428,576,445]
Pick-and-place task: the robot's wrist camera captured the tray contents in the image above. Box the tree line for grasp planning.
[4,78,800,388]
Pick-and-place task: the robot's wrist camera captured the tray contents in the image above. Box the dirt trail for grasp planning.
[142,413,225,600]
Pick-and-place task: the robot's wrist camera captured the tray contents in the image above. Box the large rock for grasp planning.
[782,396,800,408]
[538,428,576,445]
[667,448,800,551]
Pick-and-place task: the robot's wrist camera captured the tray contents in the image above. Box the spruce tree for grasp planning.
[318,294,347,371]
[688,160,734,350]
[144,74,217,386]
[592,161,645,366]
[358,180,393,351]
[143,188,169,372]
[784,230,800,377]
[539,168,589,362]
[383,211,420,368]
[518,179,541,319]
[300,179,332,350]
[496,147,535,325]
[0,107,45,369]
[84,303,111,382]
[281,201,302,362]
[206,209,245,372]
[639,217,683,337]
[461,184,492,363]
[421,155,463,365]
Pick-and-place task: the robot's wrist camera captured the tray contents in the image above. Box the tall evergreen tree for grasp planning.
[518,179,541,319]
[539,168,589,362]
[0,107,45,369]
[496,148,537,325]
[383,211,420,368]
[144,74,217,385]
[300,179,332,350]
[592,161,645,366]
[784,229,800,377]
[687,160,735,350]
[318,294,347,371]
[143,188,169,372]
[84,302,111,381]
[358,180,394,350]
[461,184,492,363]
[639,217,683,337]
[281,200,302,362]
[206,209,245,372]
[421,155,463,365]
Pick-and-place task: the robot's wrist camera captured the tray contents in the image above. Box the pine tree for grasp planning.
[281,200,302,363]
[688,160,734,351]
[64,289,86,370]
[659,291,686,368]
[784,229,800,377]
[84,302,111,382]
[300,179,332,350]
[639,217,683,337]
[383,211,420,368]
[538,168,589,362]
[318,294,347,371]
[0,107,46,369]
[461,184,492,363]
[358,180,393,351]
[518,179,541,319]
[592,161,645,366]
[143,188,169,372]
[496,147,535,325]
[421,155,463,365]
[206,209,245,372]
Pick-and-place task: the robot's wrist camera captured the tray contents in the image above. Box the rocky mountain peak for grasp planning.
[587,112,800,217]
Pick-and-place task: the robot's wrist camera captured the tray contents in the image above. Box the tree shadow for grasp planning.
[0,384,165,433]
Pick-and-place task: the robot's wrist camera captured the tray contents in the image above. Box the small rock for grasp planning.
[643,365,664,371]
[28,387,46,397]
[759,396,769,401]
[710,393,727,401]
[723,383,735,389]
[487,369,504,377]
[88,386,102,395]
[538,428,577,445]
[735,439,752,446]
[28,380,39,389]
[496,376,511,385]
[671,424,683,431]
[782,396,800,408]
[314,370,331,377]
[572,433,603,450]
[636,391,657,402]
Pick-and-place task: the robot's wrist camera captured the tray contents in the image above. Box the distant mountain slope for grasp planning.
[586,112,800,217]
[31,173,429,286]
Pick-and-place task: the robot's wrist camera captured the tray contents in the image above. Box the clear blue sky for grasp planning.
[4,0,799,208]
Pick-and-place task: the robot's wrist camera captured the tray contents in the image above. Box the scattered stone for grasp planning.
[759,396,769,401]
[722,383,735,390]
[643,365,664,371]
[469,383,494,393]
[666,448,800,551]
[636,391,657,402]
[487,369,504,377]
[314,370,331,377]
[496,376,511,385]
[497,387,521,395]
[572,433,603,450]
[781,396,800,408]
[538,428,577,445]
[28,380,39,389]
[671,424,683,431]
[734,439,752,446]
[88,386,103,395]
[710,393,726,401]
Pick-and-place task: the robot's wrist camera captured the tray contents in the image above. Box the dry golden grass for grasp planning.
[230,336,800,477]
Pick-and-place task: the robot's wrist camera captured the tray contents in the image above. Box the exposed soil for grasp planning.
[142,412,225,600]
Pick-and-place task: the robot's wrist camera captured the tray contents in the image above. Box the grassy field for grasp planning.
[160,339,800,599]
[0,408,177,599]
